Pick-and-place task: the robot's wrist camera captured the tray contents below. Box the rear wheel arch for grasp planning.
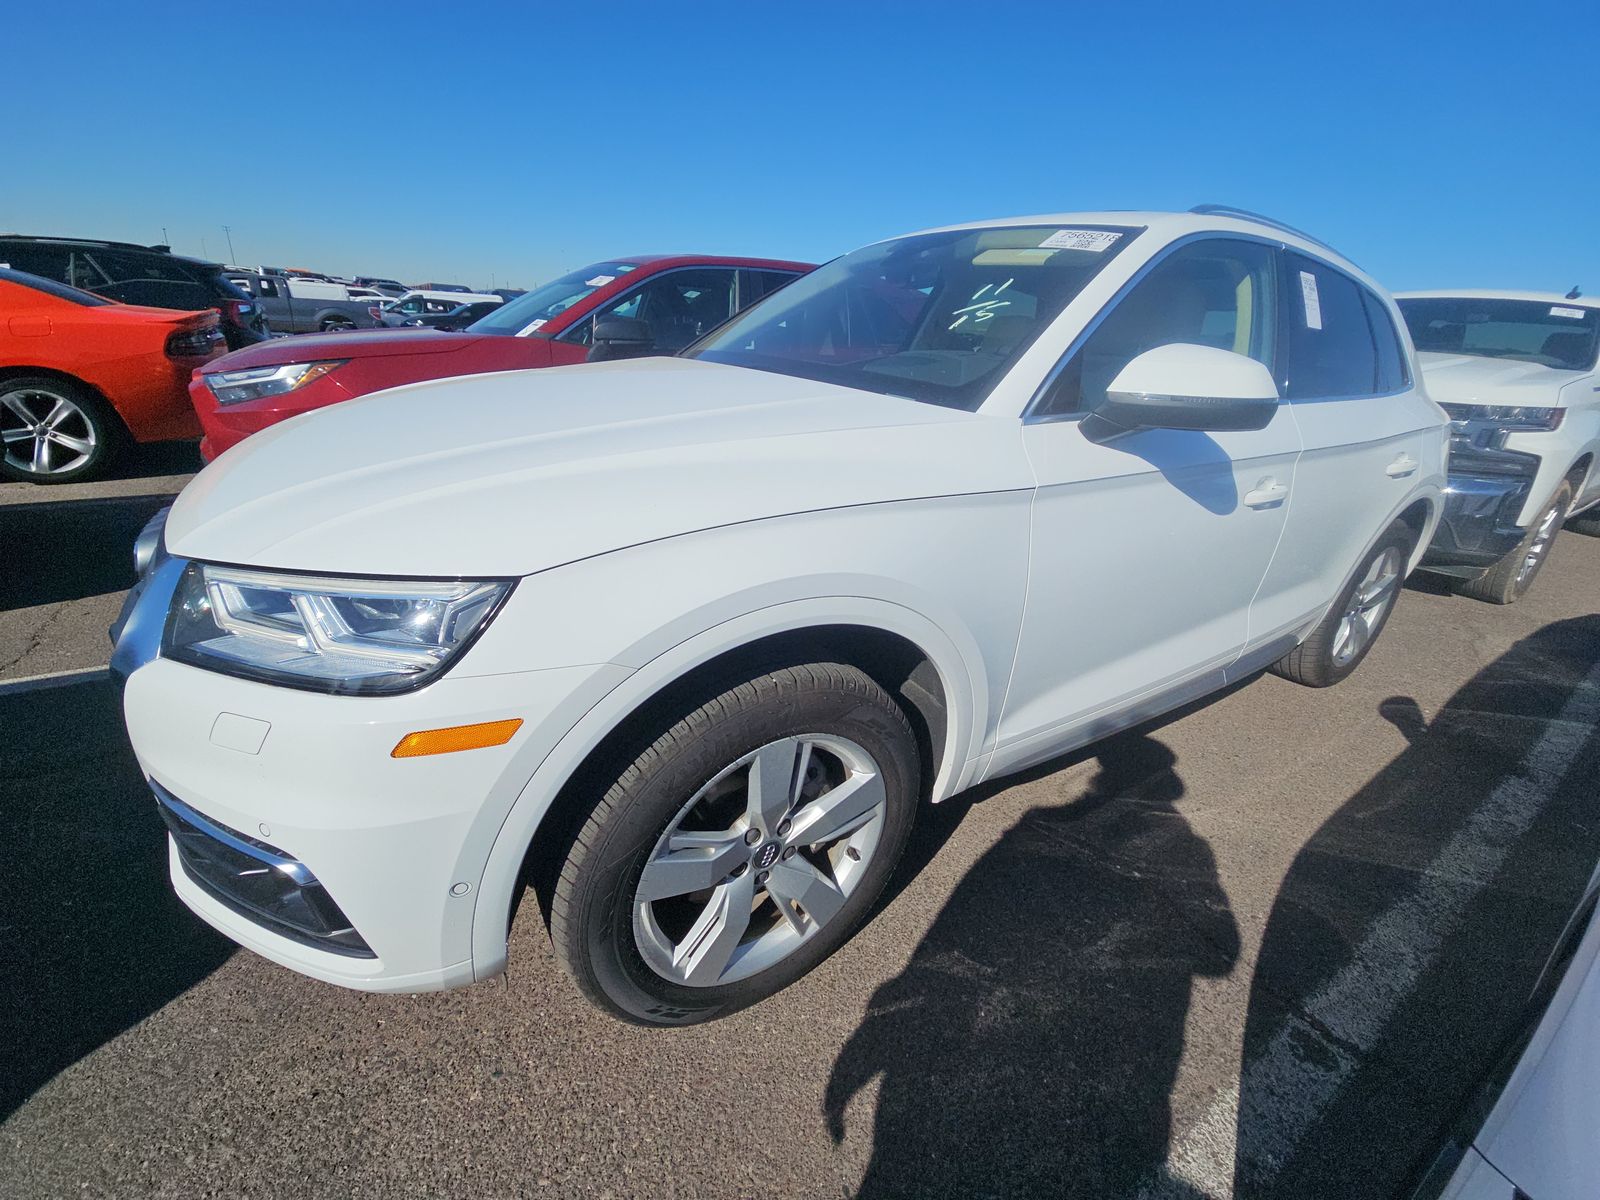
[0,366,127,436]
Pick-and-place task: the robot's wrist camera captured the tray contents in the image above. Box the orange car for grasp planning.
[0,267,225,483]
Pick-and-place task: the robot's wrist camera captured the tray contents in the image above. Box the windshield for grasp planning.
[687,225,1139,409]
[466,262,641,335]
[1398,297,1600,371]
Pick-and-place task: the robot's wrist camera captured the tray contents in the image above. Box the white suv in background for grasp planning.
[1397,291,1600,603]
[113,208,1447,1024]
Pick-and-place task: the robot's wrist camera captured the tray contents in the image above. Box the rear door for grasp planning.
[1250,252,1432,636]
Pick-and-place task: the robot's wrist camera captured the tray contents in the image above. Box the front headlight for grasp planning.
[1439,402,1565,431]
[204,360,346,406]
[163,562,512,695]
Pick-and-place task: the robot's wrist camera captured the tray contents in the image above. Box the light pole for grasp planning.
[222,225,237,264]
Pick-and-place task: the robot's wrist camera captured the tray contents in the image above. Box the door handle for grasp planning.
[1244,479,1289,508]
[1386,454,1418,478]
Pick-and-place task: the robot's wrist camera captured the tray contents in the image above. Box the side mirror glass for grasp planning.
[1087,343,1279,440]
[588,316,656,362]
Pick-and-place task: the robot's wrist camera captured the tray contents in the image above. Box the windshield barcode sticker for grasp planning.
[1038,229,1122,253]
[1550,305,1586,319]
[1299,271,1323,330]
[585,275,615,287]
[527,319,547,331]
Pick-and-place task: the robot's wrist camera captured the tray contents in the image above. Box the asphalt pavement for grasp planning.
[2,457,1598,1199]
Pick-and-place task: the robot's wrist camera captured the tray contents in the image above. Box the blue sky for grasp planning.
[5,1,1595,294]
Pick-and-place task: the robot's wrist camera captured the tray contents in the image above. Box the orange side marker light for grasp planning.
[391,718,523,759]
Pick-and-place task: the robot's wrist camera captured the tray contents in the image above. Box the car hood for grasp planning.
[201,329,490,372]
[1416,352,1585,406]
[164,358,1025,577]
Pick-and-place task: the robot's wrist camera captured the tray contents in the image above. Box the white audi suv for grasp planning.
[114,208,1448,1023]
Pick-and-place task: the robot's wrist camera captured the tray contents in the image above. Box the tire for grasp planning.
[550,662,919,1026]
[1271,520,1415,688]
[1565,503,1600,537]
[0,375,121,484]
[1458,482,1571,605]
[319,315,354,333]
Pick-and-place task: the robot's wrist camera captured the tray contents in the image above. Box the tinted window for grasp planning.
[0,244,73,283]
[693,225,1139,410]
[1362,290,1408,392]
[1281,253,1379,399]
[742,269,800,303]
[1039,238,1277,417]
[568,268,738,352]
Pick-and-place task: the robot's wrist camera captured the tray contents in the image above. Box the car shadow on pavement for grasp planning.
[1232,615,1600,1200]
[0,677,233,1120]
[1,492,175,611]
[826,729,1237,1199]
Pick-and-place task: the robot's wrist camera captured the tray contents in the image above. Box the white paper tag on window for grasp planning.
[1299,270,1323,330]
[585,275,615,287]
[526,318,547,331]
[1038,229,1122,253]
[1550,305,1586,319]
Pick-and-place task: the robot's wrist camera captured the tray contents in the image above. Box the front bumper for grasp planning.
[113,555,629,992]
[1420,443,1539,578]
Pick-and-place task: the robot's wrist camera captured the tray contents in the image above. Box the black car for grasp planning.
[0,235,269,349]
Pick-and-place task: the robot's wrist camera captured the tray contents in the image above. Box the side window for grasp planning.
[0,245,75,286]
[398,297,426,314]
[740,269,799,307]
[1039,239,1277,417]
[256,277,280,298]
[569,269,738,352]
[1361,289,1409,393]
[1280,253,1379,399]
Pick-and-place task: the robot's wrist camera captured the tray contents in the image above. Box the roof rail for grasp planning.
[1188,205,1342,256]
[0,233,173,254]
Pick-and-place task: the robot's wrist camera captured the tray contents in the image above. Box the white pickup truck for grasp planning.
[1397,291,1600,603]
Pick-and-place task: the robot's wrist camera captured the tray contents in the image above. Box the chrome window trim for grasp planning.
[1022,230,1287,424]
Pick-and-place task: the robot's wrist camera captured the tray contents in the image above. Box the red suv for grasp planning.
[189,255,811,460]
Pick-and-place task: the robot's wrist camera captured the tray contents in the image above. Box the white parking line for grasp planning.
[0,665,111,695]
[1144,659,1600,1199]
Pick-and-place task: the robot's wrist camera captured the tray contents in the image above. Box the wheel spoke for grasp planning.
[1357,573,1398,608]
[786,771,885,848]
[1331,617,1353,662]
[48,431,92,455]
[636,833,747,902]
[0,427,33,444]
[765,857,846,932]
[675,874,756,985]
[42,398,71,429]
[746,737,805,832]
[2,394,38,423]
[32,435,52,473]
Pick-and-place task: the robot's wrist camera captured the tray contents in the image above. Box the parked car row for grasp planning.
[113,205,1586,1037]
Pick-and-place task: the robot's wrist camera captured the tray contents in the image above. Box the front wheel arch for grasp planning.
[468,604,977,983]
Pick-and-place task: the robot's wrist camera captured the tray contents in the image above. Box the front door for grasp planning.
[989,238,1300,779]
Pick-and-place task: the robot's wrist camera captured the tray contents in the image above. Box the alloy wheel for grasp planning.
[1514,499,1565,591]
[1331,546,1403,667]
[633,734,886,987]
[0,388,97,476]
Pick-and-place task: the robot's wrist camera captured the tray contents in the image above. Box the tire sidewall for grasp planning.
[570,672,918,1025]
[1512,482,1572,598]
[0,377,116,484]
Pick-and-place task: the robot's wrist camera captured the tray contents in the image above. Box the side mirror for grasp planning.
[1086,343,1279,441]
[587,316,655,362]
